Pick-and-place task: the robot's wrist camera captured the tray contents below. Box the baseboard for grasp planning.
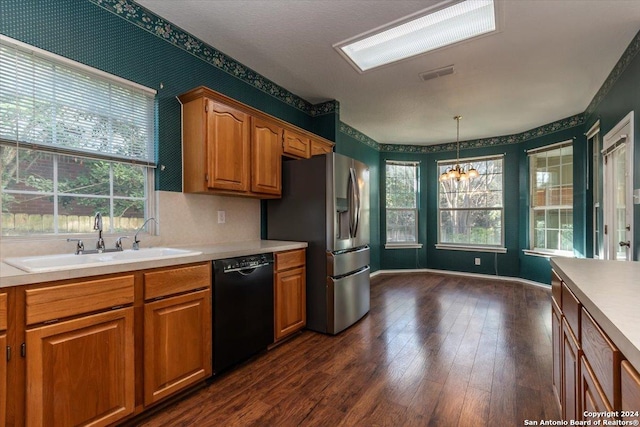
[370,268,549,289]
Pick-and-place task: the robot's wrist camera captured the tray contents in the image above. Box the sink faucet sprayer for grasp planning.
[133,217,157,250]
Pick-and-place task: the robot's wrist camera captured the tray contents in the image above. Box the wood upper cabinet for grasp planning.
[143,263,212,407]
[310,138,333,156]
[26,307,135,427]
[251,117,282,196]
[205,100,251,192]
[282,128,311,159]
[274,249,306,341]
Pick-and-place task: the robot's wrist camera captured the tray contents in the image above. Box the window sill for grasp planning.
[523,249,574,259]
[435,244,507,253]
[385,243,423,249]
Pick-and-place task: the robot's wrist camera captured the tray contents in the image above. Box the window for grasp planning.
[528,142,573,255]
[385,160,420,247]
[0,35,156,236]
[437,156,504,249]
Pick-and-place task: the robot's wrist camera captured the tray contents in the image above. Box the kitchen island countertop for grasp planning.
[0,240,307,288]
[551,257,640,373]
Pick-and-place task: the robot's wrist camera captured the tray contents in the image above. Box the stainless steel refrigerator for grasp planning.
[267,152,370,334]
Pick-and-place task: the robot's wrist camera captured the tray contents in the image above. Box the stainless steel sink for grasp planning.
[4,247,203,273]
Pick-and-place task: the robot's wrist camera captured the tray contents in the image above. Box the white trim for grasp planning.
[525,139,573,154]
[523,249,574,258]
[435,244,507,253]
[586,120,601,139]
[384,243,423,249]
[371,268,549,289]
[0,34,157,95]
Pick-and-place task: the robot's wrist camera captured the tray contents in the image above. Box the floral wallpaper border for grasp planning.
[585,29,640,117]
[342,113,585,154]
[88,0,337,117]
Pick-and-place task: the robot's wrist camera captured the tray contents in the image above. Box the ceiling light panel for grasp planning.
[336,0,497,72]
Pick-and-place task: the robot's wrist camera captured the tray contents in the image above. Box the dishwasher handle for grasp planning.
[225,262,272,274]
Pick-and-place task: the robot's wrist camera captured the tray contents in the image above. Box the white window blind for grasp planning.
[0,35,156,165]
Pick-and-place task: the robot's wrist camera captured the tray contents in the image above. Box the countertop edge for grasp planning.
[550,258,640,374]
[0,240,307,288]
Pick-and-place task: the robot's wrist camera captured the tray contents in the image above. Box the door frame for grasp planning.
[602,111,634,260]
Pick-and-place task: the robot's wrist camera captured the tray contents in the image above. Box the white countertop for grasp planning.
[551,257,640,373]
[0,240,307,288]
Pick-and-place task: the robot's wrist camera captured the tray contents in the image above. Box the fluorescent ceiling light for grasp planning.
[335,0,497,72]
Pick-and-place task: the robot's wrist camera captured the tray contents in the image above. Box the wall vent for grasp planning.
[419,65,455,81]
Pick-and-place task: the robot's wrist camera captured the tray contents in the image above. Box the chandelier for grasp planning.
[439,115,478,182]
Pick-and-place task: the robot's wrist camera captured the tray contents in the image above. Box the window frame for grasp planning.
[436,154,506,252]
[384,160,422,249]
[0,35,156,238]
[527,140,574,257]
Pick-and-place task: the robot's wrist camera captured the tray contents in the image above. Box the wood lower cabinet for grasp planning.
[25,308,135,427]
[581,356,614,417]
[621,361,640,412]
[552,299,562,408]
[274,249,306,341]
[0,292,6,427]
[0,332,5,427]
[562,318,581,421]
[144,288,212,406]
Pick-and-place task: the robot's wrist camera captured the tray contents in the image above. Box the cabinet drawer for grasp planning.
[0,292,6,331]
[621,361,640,411]
[144,263,211,300]
[275,249,305,272]
[551,269,562,310]
[26,275,134,325]
[581,307,621,409]
[562,282,581,339]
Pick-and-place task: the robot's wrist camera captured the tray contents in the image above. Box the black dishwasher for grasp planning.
[212,253,274,374]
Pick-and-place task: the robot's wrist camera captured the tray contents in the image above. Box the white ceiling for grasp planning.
[137,0,640,146]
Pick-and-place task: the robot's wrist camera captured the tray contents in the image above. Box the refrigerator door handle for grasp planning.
[352,168,361,238]
[349,167,359,238]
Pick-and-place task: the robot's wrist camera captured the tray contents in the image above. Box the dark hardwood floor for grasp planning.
[140,272,560,426]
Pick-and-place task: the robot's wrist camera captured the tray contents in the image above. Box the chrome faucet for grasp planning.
[94,212,106,252]
[133,217,157,250]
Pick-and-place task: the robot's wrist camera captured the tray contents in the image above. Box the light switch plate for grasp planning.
[217,210,225,224]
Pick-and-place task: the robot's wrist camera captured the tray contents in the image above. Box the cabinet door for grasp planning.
[621,361,640,412]
[282,128,310,159]
[144,289,212,406]
[251,117,282,196]
[552,301,562,408]
[581,356,614,418]
[274,266,306,341]
[562,318,581,421]
[206,100,250,192]
[310,139,333,156]
[0,333,5,427]
[26,308,135,427]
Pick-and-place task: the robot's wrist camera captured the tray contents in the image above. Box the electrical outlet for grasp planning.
[474,257,481,266]
[217,210,225,224]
